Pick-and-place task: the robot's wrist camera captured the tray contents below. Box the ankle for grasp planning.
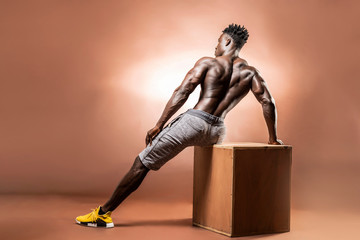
[98,206,107,215]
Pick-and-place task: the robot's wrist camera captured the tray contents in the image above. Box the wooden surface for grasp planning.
[193,147,233,235]
[213,142,292,149]
[232,147,292,236]
[192,143,292,237]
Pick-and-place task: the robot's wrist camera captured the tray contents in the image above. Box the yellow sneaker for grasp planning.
[75,206,114,228]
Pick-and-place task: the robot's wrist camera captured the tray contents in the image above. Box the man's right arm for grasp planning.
[145,57,210,145]
[250,68,283,145]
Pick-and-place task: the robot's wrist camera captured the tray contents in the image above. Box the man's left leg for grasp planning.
[75,156,149,228]
[101,156,149,212]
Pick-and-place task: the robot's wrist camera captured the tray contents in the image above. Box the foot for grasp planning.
[75,206,114,228]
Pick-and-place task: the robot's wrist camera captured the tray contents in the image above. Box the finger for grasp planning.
[149,136,153,146]
[145,134,150,145]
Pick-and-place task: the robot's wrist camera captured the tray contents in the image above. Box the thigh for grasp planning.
[138,114,205,170]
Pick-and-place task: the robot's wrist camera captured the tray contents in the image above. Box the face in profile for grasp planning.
[214,33,231,57]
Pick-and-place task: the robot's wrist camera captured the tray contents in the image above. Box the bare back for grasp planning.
[213,57,267,118]
[147,30,282,145]
[193,56,233,115]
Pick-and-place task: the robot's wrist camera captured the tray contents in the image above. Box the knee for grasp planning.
[133,156,150,174]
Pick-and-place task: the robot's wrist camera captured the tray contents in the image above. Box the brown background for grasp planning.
[1,0,359,213]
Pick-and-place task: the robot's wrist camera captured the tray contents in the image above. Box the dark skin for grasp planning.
[145,33,235,145]
[214,57,283,144]
[101,33,282,213]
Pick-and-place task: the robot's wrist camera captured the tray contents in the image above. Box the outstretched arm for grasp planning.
[251,68,283,145]
[145,58,209,145]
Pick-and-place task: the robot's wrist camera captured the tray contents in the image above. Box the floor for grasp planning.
[1,195,359,240]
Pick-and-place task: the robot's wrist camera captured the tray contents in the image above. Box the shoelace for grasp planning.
[89,208,99,222]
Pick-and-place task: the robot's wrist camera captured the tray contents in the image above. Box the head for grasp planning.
[215,24,249,57]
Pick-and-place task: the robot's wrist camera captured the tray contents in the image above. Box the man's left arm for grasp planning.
[145,58,209,145]
[250,68,283,145]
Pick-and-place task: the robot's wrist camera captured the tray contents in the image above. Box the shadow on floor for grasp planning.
[115,218,192,227]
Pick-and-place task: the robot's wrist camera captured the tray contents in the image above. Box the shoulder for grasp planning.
[240,64,260,78]
[195,56,216,66]
[233,58,258,75]
[189,57,216,73]
[233,57,249,68]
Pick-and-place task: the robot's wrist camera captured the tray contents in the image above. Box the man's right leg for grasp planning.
[101,156,150,212]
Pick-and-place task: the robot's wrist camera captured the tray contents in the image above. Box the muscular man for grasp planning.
[75,24,282,228]
[214,57,283,145]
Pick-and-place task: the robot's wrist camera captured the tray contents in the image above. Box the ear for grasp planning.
[225,38,231,46]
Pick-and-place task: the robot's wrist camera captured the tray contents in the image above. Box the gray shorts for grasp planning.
[139,109,226,171]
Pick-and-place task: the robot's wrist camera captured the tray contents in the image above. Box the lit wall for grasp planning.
[1,0,359,211]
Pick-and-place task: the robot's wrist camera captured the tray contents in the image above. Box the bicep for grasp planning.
[251,70,273,104]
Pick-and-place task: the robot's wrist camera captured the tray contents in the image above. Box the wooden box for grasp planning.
[192,142,292,237]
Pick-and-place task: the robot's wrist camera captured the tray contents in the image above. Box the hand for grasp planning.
[145,126,161,146]
[268,139,284,145]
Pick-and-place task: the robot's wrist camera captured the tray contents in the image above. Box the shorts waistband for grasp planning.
[185,109,224,124]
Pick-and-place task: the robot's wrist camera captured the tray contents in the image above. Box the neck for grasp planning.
[222,48,239,61]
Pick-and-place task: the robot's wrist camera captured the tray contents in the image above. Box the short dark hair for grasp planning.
[222,24,249,49]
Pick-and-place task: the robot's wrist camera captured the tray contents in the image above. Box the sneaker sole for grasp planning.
[76,219,114,228]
